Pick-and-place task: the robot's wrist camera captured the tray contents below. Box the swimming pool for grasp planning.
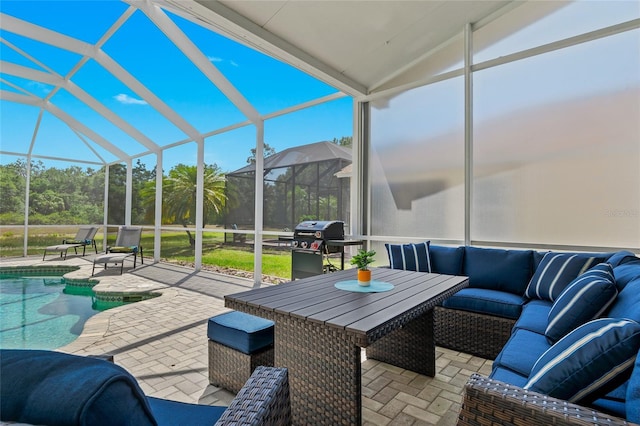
[0,275,100,350]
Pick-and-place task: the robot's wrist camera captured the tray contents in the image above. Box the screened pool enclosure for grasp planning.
[225,141,351,232]
[1,1,638,284]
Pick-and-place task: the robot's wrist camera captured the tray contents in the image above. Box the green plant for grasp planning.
[350,249,376,271]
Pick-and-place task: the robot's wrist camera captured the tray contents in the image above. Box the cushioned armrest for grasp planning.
[215,366,290,426]
[459,374,628,426]
[109,246,137,253]
[64,239,90,244]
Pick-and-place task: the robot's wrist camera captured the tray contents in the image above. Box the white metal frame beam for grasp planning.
[0,89,130,159]
[1,61,160,152]
[134,0,261,123]
[1,13,202,143]
[253,121,264,286]
[162,0,367,96]
[45,103,130,160]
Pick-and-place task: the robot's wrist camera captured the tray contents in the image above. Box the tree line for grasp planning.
[0,137,352,229]
[0,159,225,228]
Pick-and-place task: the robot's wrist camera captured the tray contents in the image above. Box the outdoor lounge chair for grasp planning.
[0,349,291,426]
[92,226,143,275]
[42,225,98,260]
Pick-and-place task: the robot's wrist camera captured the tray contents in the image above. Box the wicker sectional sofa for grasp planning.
[394,244,640,424]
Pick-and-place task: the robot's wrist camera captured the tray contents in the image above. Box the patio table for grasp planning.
[225,267,468,425]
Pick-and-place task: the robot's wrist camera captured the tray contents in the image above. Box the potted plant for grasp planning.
[350,249,376,286]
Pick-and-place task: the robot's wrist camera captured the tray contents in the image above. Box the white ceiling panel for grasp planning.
[213,0,513,92]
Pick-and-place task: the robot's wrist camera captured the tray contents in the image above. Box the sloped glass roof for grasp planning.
[0,0,348,170]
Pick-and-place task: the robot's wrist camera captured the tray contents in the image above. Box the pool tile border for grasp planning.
[0,265,79,276]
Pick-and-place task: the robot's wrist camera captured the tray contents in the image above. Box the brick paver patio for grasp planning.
[1,256,492,425]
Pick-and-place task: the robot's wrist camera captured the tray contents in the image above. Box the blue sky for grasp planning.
[0,0,353,173]
[2,0,637,173]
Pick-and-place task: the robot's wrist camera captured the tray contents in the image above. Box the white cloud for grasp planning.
[27,81,52,94]
[114,94,147,105]
[208,56,239,67]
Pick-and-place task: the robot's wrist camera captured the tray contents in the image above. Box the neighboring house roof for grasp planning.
[228,141,352,175]
[335,163,352,179]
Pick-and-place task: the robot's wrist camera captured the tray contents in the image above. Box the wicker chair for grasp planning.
[458,374,629,426]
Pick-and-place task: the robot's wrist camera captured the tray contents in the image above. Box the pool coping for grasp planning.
[1,262,166,303]
[0,258,173,352]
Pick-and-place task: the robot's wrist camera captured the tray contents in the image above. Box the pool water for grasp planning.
[0,276,100,350]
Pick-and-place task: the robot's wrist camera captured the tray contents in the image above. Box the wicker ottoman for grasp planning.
[207,311,274,393]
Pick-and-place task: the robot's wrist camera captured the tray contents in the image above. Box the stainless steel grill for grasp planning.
[292,220,344,253]
[291,221,344,280]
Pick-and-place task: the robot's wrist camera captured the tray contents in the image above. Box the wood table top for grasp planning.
[225,267,468,346]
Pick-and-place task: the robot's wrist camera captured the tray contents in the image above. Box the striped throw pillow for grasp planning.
[525,318,640,403]
[525,253,604,301]
[385,242,431,273]
[545,263,618,343]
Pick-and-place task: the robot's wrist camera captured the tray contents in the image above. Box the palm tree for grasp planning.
[142,163,226,247]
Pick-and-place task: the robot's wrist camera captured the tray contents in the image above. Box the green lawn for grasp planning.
[0,228,292,279]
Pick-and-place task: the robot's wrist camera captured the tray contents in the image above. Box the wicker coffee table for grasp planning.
[225,267,468,425]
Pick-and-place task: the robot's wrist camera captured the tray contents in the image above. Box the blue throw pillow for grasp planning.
[385,241,431,272]
[525,318,640,403]
[463,247,533,295]
[429,245,464,275]
[545,263,618,343]
[525,252,606,301]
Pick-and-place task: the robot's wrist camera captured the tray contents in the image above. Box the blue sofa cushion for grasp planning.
[626,351,640,422]
[148,397,226,426]
[463,247,534,295]
[442,288,526,320]
[490,366,529,388]
[513,300,552,334]
[545,263,618,343]
[591,396,627,419]
[591,381,627,419]
[606,278,640,323]
[208,311,274,355]
[525,252,607,302]
[385,241,431,272]
[0,349,156,426]
[607,250,638,268]
[525,318,640,403]
[492,329,551,377]
[612,255,640,290]
[429,245,464,275]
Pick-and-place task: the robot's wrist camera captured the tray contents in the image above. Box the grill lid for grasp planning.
[294,221,341,231]
[293,220,344,240]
